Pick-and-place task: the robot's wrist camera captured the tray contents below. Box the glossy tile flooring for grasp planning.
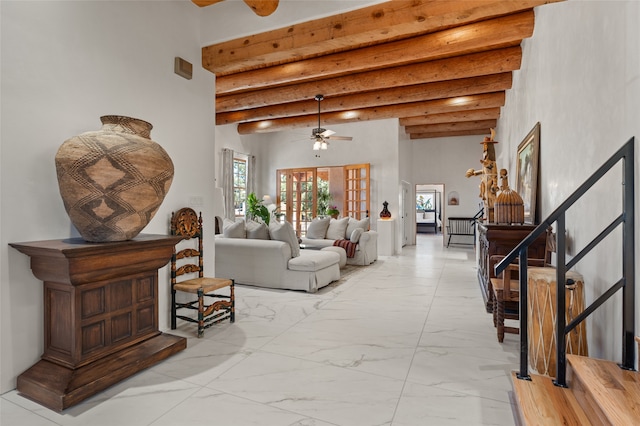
[1,234,520,425]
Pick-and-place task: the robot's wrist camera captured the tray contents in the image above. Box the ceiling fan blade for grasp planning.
[320,129,335,137]
[326,135,353,141]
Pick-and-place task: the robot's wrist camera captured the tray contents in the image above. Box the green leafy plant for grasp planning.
[246,192,270,225]
[326,205,340,217]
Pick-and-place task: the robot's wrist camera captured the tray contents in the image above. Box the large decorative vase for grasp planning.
[55,115,174,242]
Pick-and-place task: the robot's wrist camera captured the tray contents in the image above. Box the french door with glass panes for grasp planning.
[277,164,369,236]
[343,163,370,220]
[277,168,317,236]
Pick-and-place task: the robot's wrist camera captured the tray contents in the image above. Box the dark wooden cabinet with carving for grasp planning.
[477,223,548,313]
[9,234,186,411]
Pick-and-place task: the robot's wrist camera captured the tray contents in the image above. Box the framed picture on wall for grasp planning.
[516,122,541,224]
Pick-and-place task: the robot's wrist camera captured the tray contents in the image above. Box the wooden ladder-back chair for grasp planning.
[489,228,555,342]
[170,207,234,337]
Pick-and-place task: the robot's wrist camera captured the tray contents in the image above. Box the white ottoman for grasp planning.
[321,246,347,268]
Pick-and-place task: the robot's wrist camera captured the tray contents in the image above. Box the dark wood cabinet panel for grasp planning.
[9,234,186,412]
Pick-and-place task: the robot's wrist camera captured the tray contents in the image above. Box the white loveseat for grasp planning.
[215,219,340,293]
[299,216,378,266]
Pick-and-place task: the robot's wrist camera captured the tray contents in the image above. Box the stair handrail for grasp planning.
[495,136,635,387]
[472,204,484,223]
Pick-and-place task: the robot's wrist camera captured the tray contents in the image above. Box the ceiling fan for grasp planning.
[311,94,353,150]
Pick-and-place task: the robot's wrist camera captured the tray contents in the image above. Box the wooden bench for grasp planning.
[446,217,476,247]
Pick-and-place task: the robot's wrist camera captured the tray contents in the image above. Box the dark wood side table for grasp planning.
[9,234,187,412]
[477,223,548,313]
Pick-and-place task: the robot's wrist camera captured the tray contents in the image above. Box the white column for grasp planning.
[377,218,396,256]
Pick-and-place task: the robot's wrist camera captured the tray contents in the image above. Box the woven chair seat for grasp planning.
[173,277,233,294]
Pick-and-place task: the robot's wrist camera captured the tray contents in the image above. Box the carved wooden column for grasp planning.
[9,234,186,412]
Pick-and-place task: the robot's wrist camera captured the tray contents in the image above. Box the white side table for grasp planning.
[377,218,396,256]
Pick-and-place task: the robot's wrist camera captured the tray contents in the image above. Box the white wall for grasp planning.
[1,1,216,393]
[495,0,640,361]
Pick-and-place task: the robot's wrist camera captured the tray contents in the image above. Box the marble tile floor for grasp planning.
[1,234,521,426]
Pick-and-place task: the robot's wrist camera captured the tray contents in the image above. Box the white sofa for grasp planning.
[215,220,341,293]
[299,216,378,266]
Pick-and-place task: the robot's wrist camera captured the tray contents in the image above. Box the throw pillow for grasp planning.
[223,218,245,238]
[245,219,270,240]
[350,228,364,243]
[269,220,300,258]
[306,216,331,239]
[326,217,350,240]
[346,217,370,237]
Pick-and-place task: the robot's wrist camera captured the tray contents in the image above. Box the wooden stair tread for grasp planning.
[567,354,640,425]
[511,371,593,425]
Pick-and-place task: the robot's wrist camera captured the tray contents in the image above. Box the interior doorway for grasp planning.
[415,183,444,245]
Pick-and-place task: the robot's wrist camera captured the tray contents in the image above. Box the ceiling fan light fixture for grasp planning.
[309,94,352,150]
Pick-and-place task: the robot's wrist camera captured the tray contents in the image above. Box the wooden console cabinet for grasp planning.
[477,223,548,313]
[9,234,187,411]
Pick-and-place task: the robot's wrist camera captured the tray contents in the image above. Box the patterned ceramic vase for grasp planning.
[55,115,174,242]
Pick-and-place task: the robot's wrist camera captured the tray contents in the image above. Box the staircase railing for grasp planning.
[472,204,484,223]
[495,137,635,387]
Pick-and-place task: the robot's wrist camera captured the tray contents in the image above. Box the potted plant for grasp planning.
[326,205,340,219]
[246,192,270,225]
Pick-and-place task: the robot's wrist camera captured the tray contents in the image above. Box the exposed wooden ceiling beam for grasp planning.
[399,108,501,126]
[237,92,505,134]
[405,119,497,134]
[216,46,521,113]
[410,129,492,139]
[199,0,564,139]
[203,0,559,76]
[216,73,512,125]
[215,11,533,94]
